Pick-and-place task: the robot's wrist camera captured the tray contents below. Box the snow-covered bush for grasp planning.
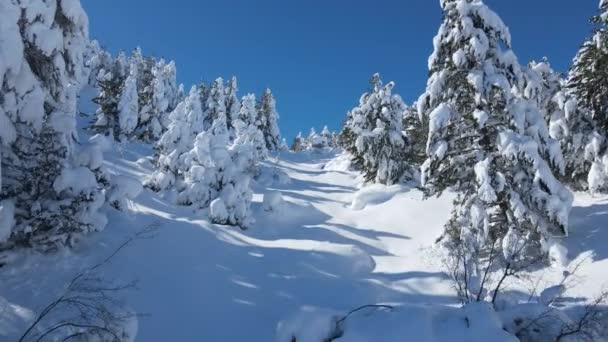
[417,0,572,276]
[0,0,107,256]
[342,74,417,185]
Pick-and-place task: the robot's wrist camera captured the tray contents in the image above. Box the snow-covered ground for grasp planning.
[1,144,607,341]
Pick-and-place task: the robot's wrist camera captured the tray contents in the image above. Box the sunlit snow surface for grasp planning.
[1,94,607,340]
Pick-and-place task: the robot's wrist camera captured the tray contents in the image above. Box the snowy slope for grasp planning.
[1,131,608,340]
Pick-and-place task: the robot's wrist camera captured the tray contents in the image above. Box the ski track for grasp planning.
[1,148,608,341]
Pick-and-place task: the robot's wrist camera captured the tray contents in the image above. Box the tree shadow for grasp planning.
[566,200,608,262]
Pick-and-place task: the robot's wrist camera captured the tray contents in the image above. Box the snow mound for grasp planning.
[0,296,34,336]
[276,306,342,342]
[277,302,518,342]
[351,184,409,210]
[0,200,15,243]
[107,175,143,211]
[323,153,352,172]
[263,191,285,212]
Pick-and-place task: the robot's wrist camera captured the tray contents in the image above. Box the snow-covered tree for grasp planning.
[306,127,324,149]
[569,0,608,134]
[84,40,112,87]
[257,88,282,151]
[0,0,106,255]
[236,94,267,163]
[225,76,240,137]
[146,85,207,191]
[179,106,253,228]
[320,126,335,147]
[402,104,428,168]
[92,57,128,139]
[566,0,608,192]
[204,78,227,129]
[117,61,139,138]
[417,0,572,265]
[291,132,307,152]
[338,111,363,169]
[520,60,595,190]
[136,58,179,142]
[346,74,413,185]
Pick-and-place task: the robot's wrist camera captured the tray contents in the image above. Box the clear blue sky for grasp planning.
[82,0,598,141]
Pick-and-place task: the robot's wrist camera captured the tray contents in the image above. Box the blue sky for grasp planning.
[82,0,598,141]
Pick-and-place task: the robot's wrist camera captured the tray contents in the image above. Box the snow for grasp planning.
[107,175,144,211]
[428,103,451,135]
[279,302,517,342]
[1,143,607,340]
[350,184,410,210]
[0,200,15,243]
[53,166,99,194]
[263,191,285,212]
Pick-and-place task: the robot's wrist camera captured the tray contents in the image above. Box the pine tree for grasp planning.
[418,0,572,268]
[257,88,282,151]
[0,0,106,255]
[346,74,412,185]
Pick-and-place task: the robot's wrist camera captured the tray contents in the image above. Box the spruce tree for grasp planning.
[418,0,572,270]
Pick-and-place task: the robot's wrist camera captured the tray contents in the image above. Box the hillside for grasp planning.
[1,133,607,340]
